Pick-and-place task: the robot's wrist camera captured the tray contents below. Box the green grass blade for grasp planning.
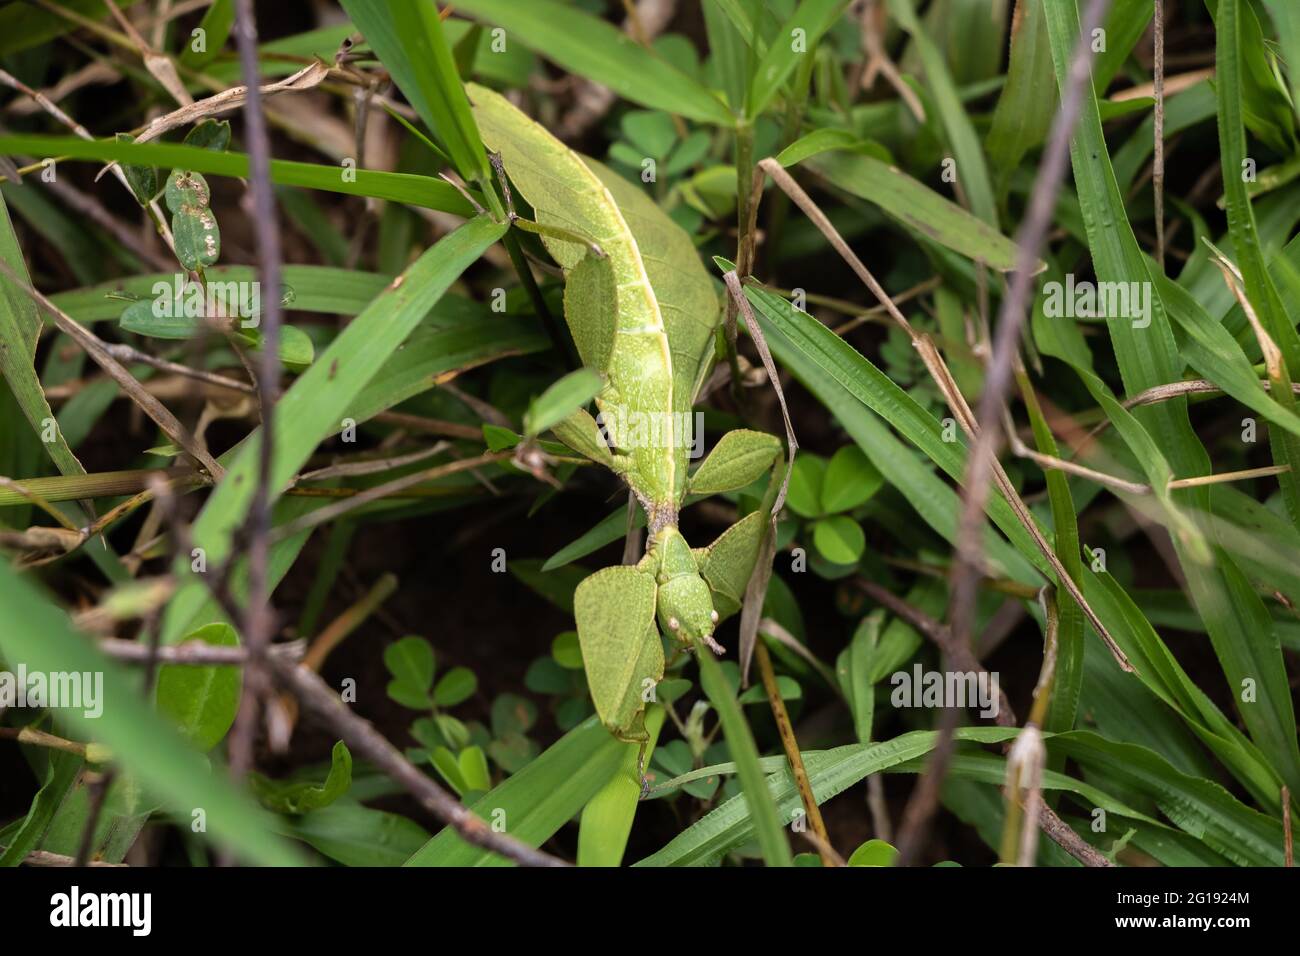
[342,0,493,185]
[986,0,1057,190]
[161,216,507,645]
[1216,0,1300,533]
[0,562,307,866]
[695,647,793,866]
[748,0,850,120]
[0,134,476,216]
[454,0,734,126]
[0,193,89,488]
[800,150,1027,270]
[887,0,997,225]
[577,706,665,866]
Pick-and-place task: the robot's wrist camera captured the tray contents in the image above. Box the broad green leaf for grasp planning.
[155,622,241,751]
[847,838,898,866]
[687,429,782,495]
[471,84,718,501]
[433,667,478,708]
[699,510,767,620]
[385,635,436,709]
[0,561,305,866]
[812,514,865,564]
[455,0,734,126]
[285,800,429,866]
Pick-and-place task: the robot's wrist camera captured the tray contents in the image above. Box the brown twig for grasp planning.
[754,640,835,865]
[1153,0,1166,270]
[270,452,509,543]
[896,0,1113,867]
[270,657,568,866]
[0,260,224,478]
[96,636,306,665]
[227,0,285,789]
[1285,785,1294,867]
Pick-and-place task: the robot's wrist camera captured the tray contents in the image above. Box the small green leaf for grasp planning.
[551,630,584,669]
[115,134,157,205]
[430,746,468,795]
[737,676,801,704]
[522,367,603,438]
[821,445,882,513]
[155,622,241,751]
[183,119,232,152]
[812,515,865,564]
[621,110,678,159]
[384,636,435,709]
[458,745,493,792]
[432,666,477,708]
[482,423,521,452]
[786,453,826,518]
[848,838,898,867]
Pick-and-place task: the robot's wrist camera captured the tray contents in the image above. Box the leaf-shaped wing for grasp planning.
[573,566,663,739]
[697,511,767,621]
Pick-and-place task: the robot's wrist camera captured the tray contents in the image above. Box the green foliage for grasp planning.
[1,0,1296,875]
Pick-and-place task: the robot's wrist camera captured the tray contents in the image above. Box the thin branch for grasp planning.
[754,640,835,865]
[227,0,285,787]
[1153,0,1166,270]
[898,0,1113,868]
[270,657,568,866]
[0,260,223,478]
[96,637,306,665]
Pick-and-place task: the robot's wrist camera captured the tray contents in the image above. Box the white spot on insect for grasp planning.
[710,610,719,624]
[668,617,679,631]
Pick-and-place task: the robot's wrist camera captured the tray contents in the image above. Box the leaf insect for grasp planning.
[470,86,789,768]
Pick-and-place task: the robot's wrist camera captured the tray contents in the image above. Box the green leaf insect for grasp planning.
[469,85,786,747]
